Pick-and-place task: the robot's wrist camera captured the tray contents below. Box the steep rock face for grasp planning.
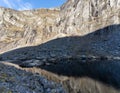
[0,1,120,93]
[0,7,59,53]
[57,0,120,56]
[0,0,120,59]
[59,0,120,35]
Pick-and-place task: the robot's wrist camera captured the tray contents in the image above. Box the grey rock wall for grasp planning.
[0,0,120,93]
[0,7,59,53]
[59,0,120,35]
[57,0,120,56]
[0,0,120,59]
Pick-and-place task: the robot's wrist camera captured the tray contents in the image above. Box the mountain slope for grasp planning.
[59,0,120,35]
[0,0,120,57]
[0,7,60,53]
[0,1,120,93]
[57,0,120,56]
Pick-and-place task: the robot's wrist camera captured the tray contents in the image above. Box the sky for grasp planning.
[0,0,66,10]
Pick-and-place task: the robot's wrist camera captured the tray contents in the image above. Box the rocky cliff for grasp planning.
[59,0,120,35]
[58,0,120,56]
[0,0,120,93]
[0,7,60,53]
[0,0,120,57]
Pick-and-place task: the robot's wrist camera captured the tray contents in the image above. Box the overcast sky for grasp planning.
[0,0,66,10]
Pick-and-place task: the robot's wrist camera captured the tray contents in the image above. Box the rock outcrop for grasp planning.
[0,7,60,53]
[0,0,120,93]
[59,0,120,35]
[0,0,120,57]
[58,0,120,56]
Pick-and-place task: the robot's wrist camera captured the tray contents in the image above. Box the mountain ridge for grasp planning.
[0,0,120,93]
[0,0,120,57]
